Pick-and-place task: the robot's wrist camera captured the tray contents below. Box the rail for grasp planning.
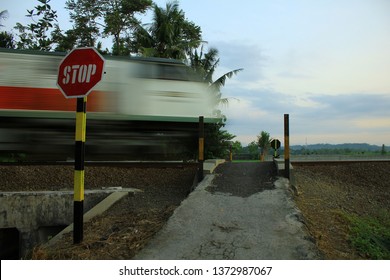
[0,160,200,168]
[290,155,390,166]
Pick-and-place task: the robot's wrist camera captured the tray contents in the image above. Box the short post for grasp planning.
[74,97,87,244]
[284,114,290,180]
[198,116,204,182]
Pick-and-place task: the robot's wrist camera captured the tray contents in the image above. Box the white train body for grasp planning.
[0,49,216,120]
[0,49,218,160]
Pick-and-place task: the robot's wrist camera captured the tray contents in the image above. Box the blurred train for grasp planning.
[0,48,218,161]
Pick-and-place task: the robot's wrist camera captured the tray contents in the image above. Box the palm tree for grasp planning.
[132,1,242,142]
[189,45,242,159]
[132,1,201,59]
[189,45,243,114]
[257,131,271,161]
[132,1,242,110]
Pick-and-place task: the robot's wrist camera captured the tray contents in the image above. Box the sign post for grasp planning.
[284,114,290,180]
[270,139,281,158]
[73,97,87,244]
[57,47,105,244]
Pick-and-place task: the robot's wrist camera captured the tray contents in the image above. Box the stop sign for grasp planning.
[57,47,105,98]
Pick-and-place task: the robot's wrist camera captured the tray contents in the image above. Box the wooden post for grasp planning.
[198,116,204,182]
[74,97,87,244]
[284,114,290,180]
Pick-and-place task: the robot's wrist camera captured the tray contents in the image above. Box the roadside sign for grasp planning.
[56,47,105,244]
[57,47,105,98]
[271,139,281,149]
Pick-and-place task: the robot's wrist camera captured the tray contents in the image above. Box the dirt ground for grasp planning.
[2,162,389,259]
[293,162,390,259]
[0,164,197,259]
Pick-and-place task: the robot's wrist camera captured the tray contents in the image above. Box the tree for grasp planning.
[0,31,15,48]
[14,0,58,51]
[103,0,152,55]
[189,45,242,115]
[257,131,271,161]
[132,1,242,116]
[204,123,236,159]
[64,0,153,54]
[187,45,242,160]
[247,141,260,160]
[381,144,386,155]
[0,11,15,49]
[231,141,243,153]
[65,0,103,48]
[51,24,78,52]
[132,1,202,59]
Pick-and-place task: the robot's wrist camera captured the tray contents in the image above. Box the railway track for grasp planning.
[291,158,390,166]
[3,158,389,167]
[0,160,201,193]
[0,160,200,168]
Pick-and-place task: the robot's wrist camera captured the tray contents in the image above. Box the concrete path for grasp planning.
[134,162,320,260]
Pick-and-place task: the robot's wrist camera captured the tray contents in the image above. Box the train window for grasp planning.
[134,63,155,79]
[133,62,203,82]
[158,64,203,82]
[159,65,186,80]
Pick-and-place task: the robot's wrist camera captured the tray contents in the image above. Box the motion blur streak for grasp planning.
[0,48,217,161]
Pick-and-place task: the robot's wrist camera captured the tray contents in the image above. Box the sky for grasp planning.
[2,0,390,146]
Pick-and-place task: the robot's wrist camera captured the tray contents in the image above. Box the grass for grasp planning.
[342,211,390,259]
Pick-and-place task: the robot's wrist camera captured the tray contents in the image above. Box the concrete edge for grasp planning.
[203,159,225,174]
[43,191,131,247]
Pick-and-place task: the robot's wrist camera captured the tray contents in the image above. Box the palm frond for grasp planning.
[211,68,243,91]
[0,10,8,19]
[0,10,8,27]
[133,21,153,49]
[219,97,229,107]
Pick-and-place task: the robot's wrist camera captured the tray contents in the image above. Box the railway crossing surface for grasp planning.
[134,162,320,260]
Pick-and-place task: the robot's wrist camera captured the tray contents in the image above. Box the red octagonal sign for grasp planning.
[57,47,105,98]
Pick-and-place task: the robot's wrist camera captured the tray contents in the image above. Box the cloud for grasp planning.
[354,118,390,129]
[311,93,390,119]
[221,87,390,146]
[203,1,390,145]
[290,131,390,146]
[209,41,268,83]
[277,71,314,80]
[221,89,291,144]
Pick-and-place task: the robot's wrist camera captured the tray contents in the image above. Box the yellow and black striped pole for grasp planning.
[273,140,278,158]
[74,97,87,244]
[198,116,204,182]
[284,114,290,180]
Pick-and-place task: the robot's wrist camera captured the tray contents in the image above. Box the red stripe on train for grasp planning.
[0,86,107,112]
